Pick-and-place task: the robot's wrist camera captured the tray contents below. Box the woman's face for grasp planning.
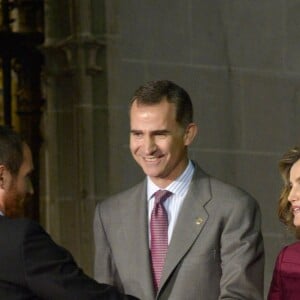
[288,159,300,227]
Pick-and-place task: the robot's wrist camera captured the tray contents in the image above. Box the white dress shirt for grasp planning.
[147,160,195,244]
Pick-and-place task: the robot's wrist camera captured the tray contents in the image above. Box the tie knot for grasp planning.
[154,190,172,205]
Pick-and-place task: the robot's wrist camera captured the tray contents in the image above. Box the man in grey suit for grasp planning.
[94,80,264,299]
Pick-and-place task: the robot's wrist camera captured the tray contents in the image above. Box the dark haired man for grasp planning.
[0,125,137,300]
[94,80,264,300]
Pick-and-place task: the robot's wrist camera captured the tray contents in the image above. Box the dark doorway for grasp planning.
[0,0,44,221]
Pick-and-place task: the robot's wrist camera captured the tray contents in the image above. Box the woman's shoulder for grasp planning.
[279,240,300,262]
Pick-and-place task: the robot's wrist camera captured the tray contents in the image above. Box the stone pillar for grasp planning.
[42,0,107,274]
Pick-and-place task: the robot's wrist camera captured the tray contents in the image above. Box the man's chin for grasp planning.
[6,207,25,218]
[142,168,162,178]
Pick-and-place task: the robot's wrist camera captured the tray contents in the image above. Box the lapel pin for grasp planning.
[195,217,203,225]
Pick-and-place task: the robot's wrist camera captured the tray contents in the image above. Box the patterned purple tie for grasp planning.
[150,190,172,293]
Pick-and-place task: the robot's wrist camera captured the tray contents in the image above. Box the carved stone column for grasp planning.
[42,0,107,274]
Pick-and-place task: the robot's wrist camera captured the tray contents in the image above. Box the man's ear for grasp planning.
[184,123,198,146]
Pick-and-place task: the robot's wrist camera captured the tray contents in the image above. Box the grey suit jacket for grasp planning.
[94,164,264,300]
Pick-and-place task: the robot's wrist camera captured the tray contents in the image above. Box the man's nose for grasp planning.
[144,136,156,154]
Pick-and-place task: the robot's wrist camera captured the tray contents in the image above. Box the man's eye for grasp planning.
[132,132,143,138]
[156,133,167,138]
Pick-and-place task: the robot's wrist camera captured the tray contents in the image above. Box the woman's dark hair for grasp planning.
[278,146,300,234]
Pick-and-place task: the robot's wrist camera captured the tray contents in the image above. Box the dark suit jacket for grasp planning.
[0,216,136,300]
[268,241,300,300]
[94,163,265,300]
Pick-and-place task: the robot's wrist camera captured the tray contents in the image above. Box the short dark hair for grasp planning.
[0,126,24,175]
[130,80,193,128]
[278,146,300,234]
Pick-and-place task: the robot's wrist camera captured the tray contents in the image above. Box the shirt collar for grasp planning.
[147,160,195,201]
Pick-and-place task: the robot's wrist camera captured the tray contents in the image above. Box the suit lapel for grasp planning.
[120,180,155,298]
[159,166,212,292]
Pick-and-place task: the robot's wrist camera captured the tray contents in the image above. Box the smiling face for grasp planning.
[288,159,300,227]
[130,99,197,188]
[0,143,34,218]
